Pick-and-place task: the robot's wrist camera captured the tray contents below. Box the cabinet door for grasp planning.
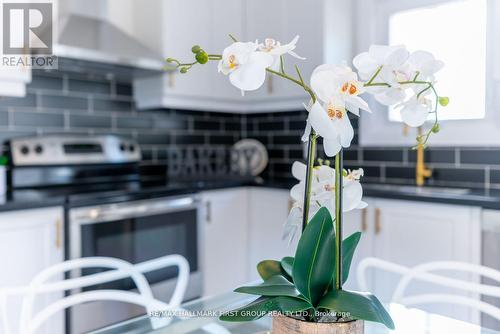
[200,188,249,295]
[247,188,297,281]
[371,199,481,323]
[0,207,64,334]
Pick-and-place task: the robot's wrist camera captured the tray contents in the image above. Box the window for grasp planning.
[388,0,487,122]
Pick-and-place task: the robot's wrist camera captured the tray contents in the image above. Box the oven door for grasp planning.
[68,195,202,333]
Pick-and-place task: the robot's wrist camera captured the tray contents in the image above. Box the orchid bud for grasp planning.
[195,50,209,64]
[166,57,175,63]
[432,123,440,133]
[180,67,188,73]
[191,45,201,54]
[438,96,449,106]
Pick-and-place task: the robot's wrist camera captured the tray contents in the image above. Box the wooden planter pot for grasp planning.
[272,315,364,334]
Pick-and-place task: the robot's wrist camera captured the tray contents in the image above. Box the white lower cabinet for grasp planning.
[0,206,65,334]
[246,188,296,281]
[344,198,481,324]
[200,188,249,296]
[200,187,294,294]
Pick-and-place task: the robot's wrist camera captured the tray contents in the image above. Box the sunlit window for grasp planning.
[388,0,486,122]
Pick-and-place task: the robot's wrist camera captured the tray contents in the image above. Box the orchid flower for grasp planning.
[391,50,443,127]
[283,161,367,243]
[407,50,444,82]
[353,45,410,106]
[398,93,434,127]
[307,64,371,156]
[258,35,305,70]
[217,41,274,93]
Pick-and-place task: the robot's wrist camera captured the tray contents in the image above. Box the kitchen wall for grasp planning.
[2,60,498,189]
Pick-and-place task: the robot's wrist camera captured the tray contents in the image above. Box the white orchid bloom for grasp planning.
[308,64,371,156]
[353,45,410,106]
[313,166,368,213]
[217,41,274,93]
[398,94,433,127]
[283,162,367,243]
[407,50,444,82]
[258,35,305,69]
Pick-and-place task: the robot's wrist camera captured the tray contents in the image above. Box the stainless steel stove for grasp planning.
[7,134,203,333]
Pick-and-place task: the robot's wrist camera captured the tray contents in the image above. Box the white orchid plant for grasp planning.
[167,35,447,328]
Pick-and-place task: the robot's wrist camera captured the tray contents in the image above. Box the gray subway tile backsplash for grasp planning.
[0,111,8,126]
[460,149,500,165]
[116,115,154,129]
[40,94,88,110]
[93,97,133,112]
[0,93,37,108]
[68,78,111,95]
[13,111,65,128]
[0,61,497,189]
[27,74,63,91]
[69,114,112,128]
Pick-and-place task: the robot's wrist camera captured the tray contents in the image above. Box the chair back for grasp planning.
[0,255,189,334]
[357,257,500,322]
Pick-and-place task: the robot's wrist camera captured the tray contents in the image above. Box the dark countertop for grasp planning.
[0,178,499,213]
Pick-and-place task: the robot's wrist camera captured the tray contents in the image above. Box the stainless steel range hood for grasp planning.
[54,14,165,73]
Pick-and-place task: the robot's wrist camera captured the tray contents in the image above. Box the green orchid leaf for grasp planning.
[272,296,313,314]
[318,289,395,330]
[234,275,303,299]
[342,232,361,285]
[292,207,335,305]
[220,296,312,322]
[280,256,294,279]
[220,297,273,322]
[257,260,282,280]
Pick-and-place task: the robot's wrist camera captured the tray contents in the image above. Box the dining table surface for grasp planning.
[90,290,499,334]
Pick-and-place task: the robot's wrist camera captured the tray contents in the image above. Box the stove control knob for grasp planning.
[119,143,126,151]
[35,145,43,154]
[20,145,29,155]
[129,145,136,152]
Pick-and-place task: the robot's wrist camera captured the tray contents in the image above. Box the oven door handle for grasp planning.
[71,196,199,224]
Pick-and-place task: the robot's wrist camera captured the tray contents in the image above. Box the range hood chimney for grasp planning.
[53,0,164,73]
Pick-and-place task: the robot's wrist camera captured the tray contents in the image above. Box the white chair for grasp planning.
[357,257,500,322]
[0,255,190,334]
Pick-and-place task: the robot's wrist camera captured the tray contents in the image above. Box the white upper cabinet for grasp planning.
[133,0,324,112]
[0,68,31,97]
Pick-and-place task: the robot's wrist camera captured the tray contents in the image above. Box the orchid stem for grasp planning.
[301,132,317,232]
[266,67,316,103]
[334,150,343,290]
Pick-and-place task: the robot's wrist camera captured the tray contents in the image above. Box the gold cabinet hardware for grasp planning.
[361,208,368,232]
[55,218,62,249]
[375,208,381,235]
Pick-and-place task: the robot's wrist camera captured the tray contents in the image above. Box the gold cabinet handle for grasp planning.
[361,208,368,232]
[375,208,381,235]
[205,201,211,224]
[55,218,62,249]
